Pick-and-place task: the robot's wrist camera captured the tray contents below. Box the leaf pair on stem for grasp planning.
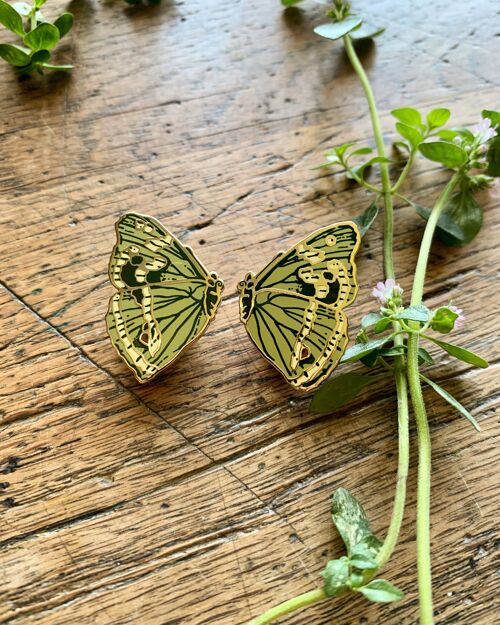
[0,0,73,73]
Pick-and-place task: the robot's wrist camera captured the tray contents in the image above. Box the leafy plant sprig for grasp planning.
[247,2,497,624]
[0,0,73,74]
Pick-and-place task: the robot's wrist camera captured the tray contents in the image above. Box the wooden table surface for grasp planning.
[0,1,498,624]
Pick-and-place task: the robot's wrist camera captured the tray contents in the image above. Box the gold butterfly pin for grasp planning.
[106,212,223,383]
[237,222,360,391]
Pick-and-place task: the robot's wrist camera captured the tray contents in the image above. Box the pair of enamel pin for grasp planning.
[106,212,361,392]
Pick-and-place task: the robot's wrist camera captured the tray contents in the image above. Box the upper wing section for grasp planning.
[109,212,207,289]
[255,222,360,309]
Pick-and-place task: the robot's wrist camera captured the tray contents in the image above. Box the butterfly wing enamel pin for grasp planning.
[237,221,360,391]
[106,212,223,383]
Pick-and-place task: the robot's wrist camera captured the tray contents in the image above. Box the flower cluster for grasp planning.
[472,118,497,148]
[448,305,465,328]
[371,280,465,333]
[372,279,404,307]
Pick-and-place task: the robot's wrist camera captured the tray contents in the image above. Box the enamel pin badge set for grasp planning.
[106,212,360,390]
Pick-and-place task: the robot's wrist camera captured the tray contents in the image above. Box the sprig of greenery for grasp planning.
[0,0,73,74]
[249,2,497,625]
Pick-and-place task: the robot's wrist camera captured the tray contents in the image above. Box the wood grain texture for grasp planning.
[0,0,498,624]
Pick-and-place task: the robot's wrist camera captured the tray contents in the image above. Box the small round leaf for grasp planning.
[0,0,25,36]
[418,141,468,169]
[0,43,30,66]
[23,22,60,51]
[358,579,404,603]
[314,17,363,41]
[54,12,73,38]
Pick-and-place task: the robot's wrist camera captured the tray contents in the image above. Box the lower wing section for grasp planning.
[245,290,348,391]
[106,281,210,383]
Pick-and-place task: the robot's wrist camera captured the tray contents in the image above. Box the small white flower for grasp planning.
[372,279,403,305]
[471,118,496,145]
[449,305,465,329]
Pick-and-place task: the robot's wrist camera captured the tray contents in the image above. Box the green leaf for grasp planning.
[350,553,379,570]
[486,134,500,177]
[420,374,480,431]
[314,17,363,41]
[352,202,379,237]
[378,346,405,357]
[418,347,434,365]
[30,48,50,64]
[430,306,459,334]
[310,372,377,415]
[355,156,392,179]
[23,22,60,50]
[351,535,382,560]
[350,571,364,587]
[335,142,357,157]
[439,183,483,246]
[425,336,489,368]
[350,23,385,40]
[0,0,24,35]
[281,0,303,5]
[468,174,494,191]
[427,108,451,129]
[0,42,30,66]
[395,304,431,323]
[349,146,373,156]
[391,107,422,128]
[358,579,404,603]
[361,312,383,330]
[360,349,380,368]
[341,336,394,363]
[54,12,73,38]
[437,129,460,141]
[452,126,475,141]
[331,489,379,556]
[395,122,423,149]
[413,202,467,244]
[481,109,500,128]
[34,0,46,7]
[373,317,392,333]
[350,540,380,570]
[321,557,350,597]
[418,141,468,168]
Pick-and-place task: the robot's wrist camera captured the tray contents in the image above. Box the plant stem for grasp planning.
[410,174,460,304]
[406,171,462,625]
[376,364,409,566]
[246,589,326,625]
[343,34,409,568]
[30,1,37,31]
[343,35,395,279]
[392,152,415,194]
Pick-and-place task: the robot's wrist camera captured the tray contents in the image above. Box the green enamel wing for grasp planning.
[237,222,360,391]
[106,213,223,383]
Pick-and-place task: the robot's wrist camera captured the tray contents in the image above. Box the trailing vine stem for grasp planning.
[406,172,462,625]
[342,33,410,570]
[342,35,396,280]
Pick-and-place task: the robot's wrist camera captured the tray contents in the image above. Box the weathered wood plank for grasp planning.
[0,287,210,544]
